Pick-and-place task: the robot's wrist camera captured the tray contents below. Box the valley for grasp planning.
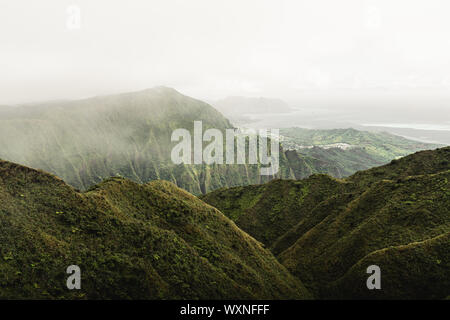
[0,145,448,299]
[0,87,448,300]
[202,147,450,299]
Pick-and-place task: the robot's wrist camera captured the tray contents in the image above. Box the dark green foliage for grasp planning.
[280,169,450,299]
[328,233,449,300]
[203,147,450,299]
[349,146,450,188]
[0,160,311,299]
[201,175,350,249]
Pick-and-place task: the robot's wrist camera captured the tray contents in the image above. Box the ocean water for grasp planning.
[362,123,450,131]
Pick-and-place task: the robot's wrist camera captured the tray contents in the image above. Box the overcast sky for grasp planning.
[1,0,450,105]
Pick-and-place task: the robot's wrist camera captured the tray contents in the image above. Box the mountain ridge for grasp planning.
[0,158,311,299]
[0,87,440,196]
[202,147,450,299]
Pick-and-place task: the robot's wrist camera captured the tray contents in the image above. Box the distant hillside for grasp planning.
[360,125,450,145]
[0,159,310,299]
[202,147,450,299]
[284,147,382,179]
[280,127,441,178]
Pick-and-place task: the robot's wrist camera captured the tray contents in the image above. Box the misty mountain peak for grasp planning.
[139,86,182,96]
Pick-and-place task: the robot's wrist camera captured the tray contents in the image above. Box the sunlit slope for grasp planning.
[0,159,311,299]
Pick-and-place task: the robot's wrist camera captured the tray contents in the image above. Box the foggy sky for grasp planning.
[2,0,450,106]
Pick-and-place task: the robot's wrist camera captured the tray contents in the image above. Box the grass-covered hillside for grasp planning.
[280,127,442,177]
[200,175,350,248]
[0,159,311,299]
[202,147,450,299]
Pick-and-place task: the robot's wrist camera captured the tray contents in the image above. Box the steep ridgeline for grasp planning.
[280,127,442,178]
[0,87,297,194]
[0,159,311,299]
[202,147,450,299]
[200,175,351,248]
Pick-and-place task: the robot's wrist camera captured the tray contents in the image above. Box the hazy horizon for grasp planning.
[2,2,450,95]
[1,0,449,138]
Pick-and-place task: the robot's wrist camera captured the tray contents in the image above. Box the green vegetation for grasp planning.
[203,147,450,299]
[201,175,350,248]
[280,127,442,178]
[1,88,447,300]
[0,159,311,299]
[1,146,448,299]
[0,88,438,196]
[0,87,276,194]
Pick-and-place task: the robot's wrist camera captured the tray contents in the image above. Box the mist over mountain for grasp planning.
[0,87,289,194]
[0,87,439,196]
[1,0,449,304]
[0,86,447,300]
[359,125,450,145]
[227,89,450,146]
[209,96,292,124]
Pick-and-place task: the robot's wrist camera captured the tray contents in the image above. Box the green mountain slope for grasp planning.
[0,159,311,299]
[280,127,441,178]
[284,148,383,179]
[201,175,350,248]
[0,89,436,196]
[329,232,449,299]
[0,87,291,194]
[279,169,449,299]
[202,147,450,299]
[349,146,450,188]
